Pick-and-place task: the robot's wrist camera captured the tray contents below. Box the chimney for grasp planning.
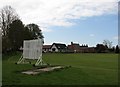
[71,42,73,45]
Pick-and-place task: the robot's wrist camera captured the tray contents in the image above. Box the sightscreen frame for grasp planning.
[23,39,43,60]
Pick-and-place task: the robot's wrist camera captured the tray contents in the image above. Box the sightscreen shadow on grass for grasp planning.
[2,52,118,85]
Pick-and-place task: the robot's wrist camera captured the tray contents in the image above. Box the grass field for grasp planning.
[2,52,118,85]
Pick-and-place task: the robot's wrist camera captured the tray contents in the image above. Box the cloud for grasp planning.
[0,0,118,32]
[90,34,95,37]
[113,36,118,40]
[40,27,53,32]
[113,36,120,40]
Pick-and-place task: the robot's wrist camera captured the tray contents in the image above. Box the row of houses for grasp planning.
[43,42,95,53]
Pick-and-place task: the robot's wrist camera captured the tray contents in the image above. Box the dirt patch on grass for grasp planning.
[22,65,71,75]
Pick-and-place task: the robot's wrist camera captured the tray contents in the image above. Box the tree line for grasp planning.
[95,40,119,53]
[1,6,119,54]
[0,6,44,53]
[96,43,120,53]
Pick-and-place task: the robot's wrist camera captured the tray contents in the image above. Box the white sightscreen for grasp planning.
[23,39,43,59]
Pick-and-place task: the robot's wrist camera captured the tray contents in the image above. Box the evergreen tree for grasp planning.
[8,19,24,51]
[115,45,119,53]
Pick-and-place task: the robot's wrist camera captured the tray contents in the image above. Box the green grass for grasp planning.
[2,52,118,85]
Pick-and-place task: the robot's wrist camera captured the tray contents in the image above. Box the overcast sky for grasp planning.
[0,0,118,46]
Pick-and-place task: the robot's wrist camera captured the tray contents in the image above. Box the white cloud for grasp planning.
[113,36,120,40]
[113,36,118,40]
[40,27,53,32]
[90,34,95,37]
[0,0,118,32]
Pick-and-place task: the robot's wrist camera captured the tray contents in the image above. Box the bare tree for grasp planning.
[0,5,19,37]
[0,6,19,53]
[103,40,112,48]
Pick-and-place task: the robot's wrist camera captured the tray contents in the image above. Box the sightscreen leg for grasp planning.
[16,55,25,64]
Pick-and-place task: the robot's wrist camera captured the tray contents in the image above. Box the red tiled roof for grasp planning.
[43,45,51,49]
[68,44,80,51]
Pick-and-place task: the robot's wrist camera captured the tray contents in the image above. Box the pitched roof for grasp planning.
[52,43,66,49]
[43,45,51,49]
[68,42,80,50]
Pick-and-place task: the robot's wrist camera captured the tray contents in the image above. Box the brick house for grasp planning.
[67,42,80,53]
[67,42,95,53]
[43,45,51,53]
